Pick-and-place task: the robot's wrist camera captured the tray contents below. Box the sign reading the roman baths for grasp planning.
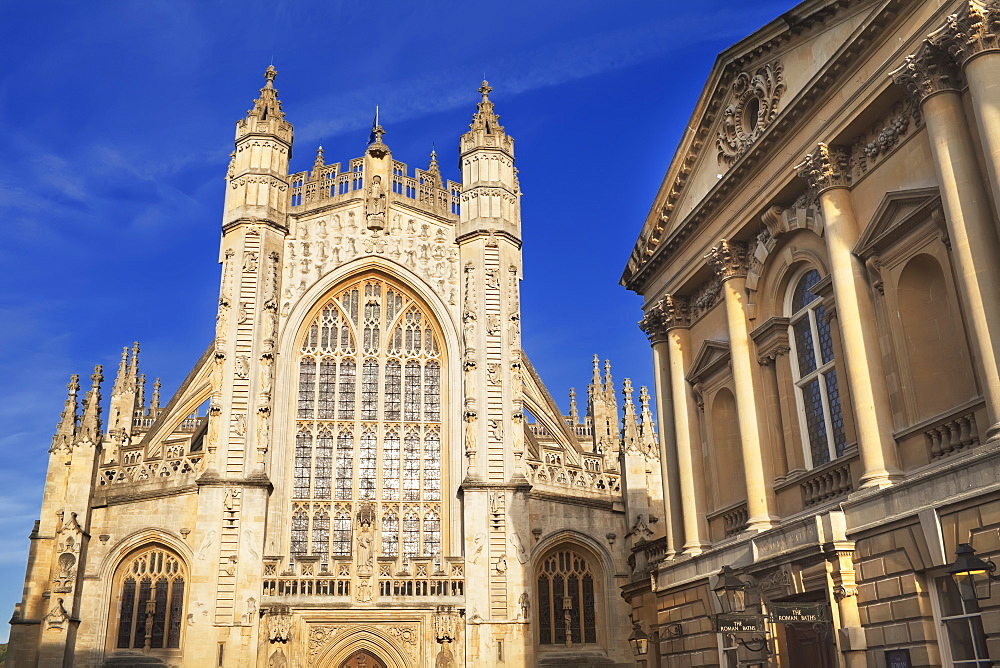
[768,602,830,624]
[715,613,767,634]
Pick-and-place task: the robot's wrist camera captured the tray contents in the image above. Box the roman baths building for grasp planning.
[621,0,1000,666]
[7,72,664,667]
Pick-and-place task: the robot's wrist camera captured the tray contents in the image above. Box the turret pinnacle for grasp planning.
[591,354,601,386]
[126,342,139,385]
[151,378,162,415]
[638,386,657,455]
[111,347,128,396]
[137,374,146,416]
[603,359,614,396]
[312,145,325,179]
[569,388,579,425]
[426,146,442,188]
[621,378,639,453]
[249,65,284,122]
[79,365,104,444]
[469,81,504,135]
[50,374,80,452]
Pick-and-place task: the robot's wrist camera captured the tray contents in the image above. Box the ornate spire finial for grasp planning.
[312,145,326,179]
[50,374,80,452]
[127,342,140,383]
[621,378,640,453]
[479,80,492,99]
[264,64,277,87]
[569,388,579,424]
[112,347,128,395]
[638,386,657,458]
[151,378,162,414]
[604,359,614,394]
[137,373,146,416]
[592,354,601,386]
[79,365,104,443]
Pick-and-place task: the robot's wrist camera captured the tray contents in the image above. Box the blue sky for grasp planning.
[0,0,799,641]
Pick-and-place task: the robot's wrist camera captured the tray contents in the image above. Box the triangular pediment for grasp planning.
[685,339,731,384]
[622,0,888,290]
[854,187,942,257]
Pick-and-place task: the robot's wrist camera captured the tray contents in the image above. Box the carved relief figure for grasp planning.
[366,175,386,231]
[243,251,258,273]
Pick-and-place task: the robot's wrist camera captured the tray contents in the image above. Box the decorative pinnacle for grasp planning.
[592,354,601,386]
[479,80,492,99]
[264,65,277,86]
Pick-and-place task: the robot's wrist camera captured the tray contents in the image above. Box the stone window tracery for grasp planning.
[291,275,445,562]
[787,269,847,466]
[113,547,185,651]
[537,548,598,646]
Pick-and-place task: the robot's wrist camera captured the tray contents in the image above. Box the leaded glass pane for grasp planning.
[293,431,312,499]
[383,432,400,500]
[791,269,821,311]
[402,510,420,559]
[423,433,440,501]
[359,431,377,500]
[385,360,401,421]
[362,359,379,420]
[298,359,316,419]
[538,576,551,644]
[803,379,830,466]
[335,431,354,500]
[167,578,183,648]
[118,578,135,648]
[312,510,329,556]
[338,360,356,419]
[404,361,421,421]
[423,510,440,556]
[332,511,352,556]
[793,317,817,375]
[133,579,151,648]
[291,510,308,556]
[403,433,421,501]
[816,304,834,364]
[583,574,596,643]
[382,511,399,557]
[313,430,333,499]
[424,361,440,422]
[317,358,336,419]
[826,370,847,457]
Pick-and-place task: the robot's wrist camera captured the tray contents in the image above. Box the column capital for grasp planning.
[795,143,852,195]
[930,0,1000,68]
[705,239,749,282]
[640,294,691,342]
[890,42,965,106]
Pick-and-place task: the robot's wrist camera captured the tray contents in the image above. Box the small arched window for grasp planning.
[113,546,185,651]
[537,548,599,646]
[787,269,847,467]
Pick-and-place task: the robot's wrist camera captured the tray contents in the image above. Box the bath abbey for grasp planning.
[11,0,1000,666]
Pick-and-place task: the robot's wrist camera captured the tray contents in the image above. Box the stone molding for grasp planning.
[638,294,691,341]
[796,143,852,195]
[750,317,791,365]
[705,239,750,282]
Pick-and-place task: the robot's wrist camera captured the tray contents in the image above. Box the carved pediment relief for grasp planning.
[717,61,785,167]
[685,339,731,386]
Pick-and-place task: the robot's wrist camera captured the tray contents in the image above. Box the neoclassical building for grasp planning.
[8,72,664,667]
[622,0,1000,666]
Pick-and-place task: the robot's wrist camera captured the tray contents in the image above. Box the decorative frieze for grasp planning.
[850,99,923,179]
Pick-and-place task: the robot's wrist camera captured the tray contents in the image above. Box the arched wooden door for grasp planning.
[338,649,388,668]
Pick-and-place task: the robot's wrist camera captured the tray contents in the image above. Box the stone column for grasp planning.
[932,1,1000,232]
[893,44,1000,442]
[640,306,681,560]
[705,241,777,531]
[796,145,901,487]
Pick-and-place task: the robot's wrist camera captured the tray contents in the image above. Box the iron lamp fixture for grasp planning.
[628,619,650,656]
[713,565,750,614]
[948,542,999,604]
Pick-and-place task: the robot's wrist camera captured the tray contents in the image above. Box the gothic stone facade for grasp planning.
[622,0,1000,666]
[8,74,663,667]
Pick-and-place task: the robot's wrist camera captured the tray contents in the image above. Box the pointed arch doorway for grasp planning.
[338,649,388,668]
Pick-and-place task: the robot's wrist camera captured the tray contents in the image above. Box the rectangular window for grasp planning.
[335,432,354,500]
[313,431,333,499]
[382,432,400,500]
[338,360,356,419]
[317,359,336,419]
[297,359,316,419]
[332,512,352,556]
[934,575,992,666]
[384,360,401,421]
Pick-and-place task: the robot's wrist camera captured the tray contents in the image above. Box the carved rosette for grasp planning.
[717,61,786,166]
[705,240,750,282]
[930,0,1000,67]
[890,43,965,106]
[795,143,852,195]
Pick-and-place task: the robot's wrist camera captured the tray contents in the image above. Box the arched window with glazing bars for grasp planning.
[291,275,446,566]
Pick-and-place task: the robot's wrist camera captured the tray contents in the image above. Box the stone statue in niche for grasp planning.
[234,412,247,437]
[366,175,386,232]
[486,313,501,337]
[238,301,250,325]
[235,355,250,379]
[487,363,501,386]
[243,251,258,273]
[485,268,499,290]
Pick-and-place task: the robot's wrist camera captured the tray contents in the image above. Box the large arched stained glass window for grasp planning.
[537,549,599,646]
[291,275,445,563]
[788,269,847,467]
[113,547,185,651]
